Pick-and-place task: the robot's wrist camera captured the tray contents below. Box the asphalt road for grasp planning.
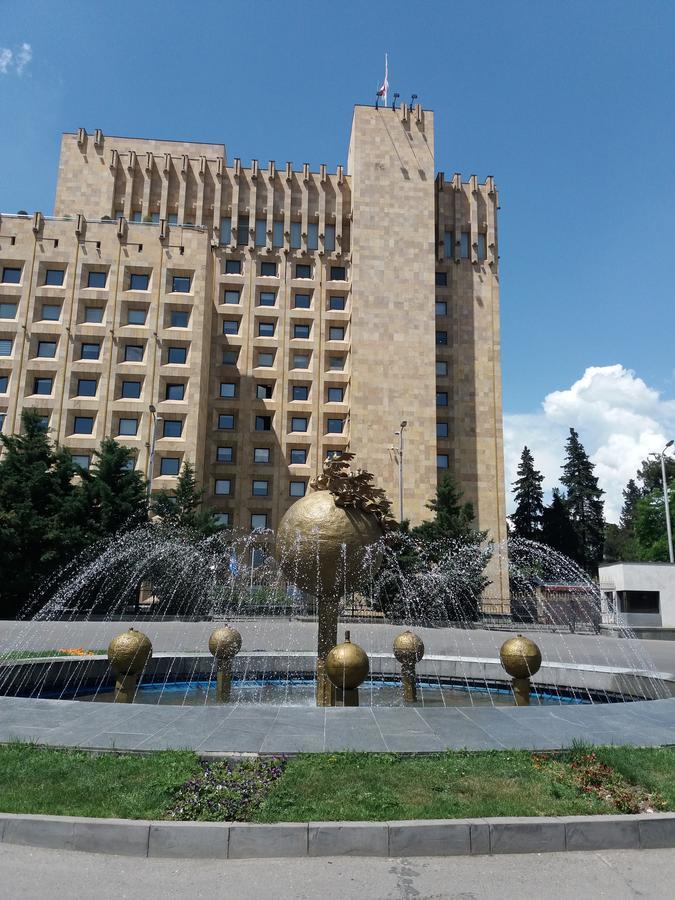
[1,844,673,899]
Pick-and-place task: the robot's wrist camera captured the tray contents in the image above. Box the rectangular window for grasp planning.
[272,221,284,248]
[121,380,141,399]
[0,412,5,430]
[0,376,8,392]
[260,261,277,277]
[218,414,235,430]
[165,383,185,401]
[257,352,274,367]
[436,391,448,407]
[222,319,239,335]
[477,233,487,261]
[437,454,449,468]
[619,590,660,614]
[84,307,103,323]
[167,346,187,365]
[325,224,336,252]
[215,512,230,526]
[171,275,191,293]
[33,377,53,395]
[435,271,447,286]
[290,222,301,249]
[258,291,275,307]
[307,223,318,251]
[87,271,107,289]
[435,301,447,316]
[237,216,249,246]
[223,289,240,305]
[330,266,346,281]
[118,418,138,436]
[296,264,311,279]
[254,447,271,464]
[149,212,160,224]
[219,217,231,245]
[131,211,142,223]
[436,331,448,345]
[460,232,470,258]
[124,344,144,362]
[167,213,178,225]
[443,231,454,259]
[129,273,149,291]
[255,219,266,247]
[73,416,94,434]
[327,418,344,433]
[223,349,239,365]
[290,448,307,465]
[255,415,272,431]
[216,446,233,463]
[289,481,306,497]
[292,385,309,401]
[127,307,147,325]
[160,457,180,476]
[437,422,449,438]
[37,341,57,358]
[256,383,273,400]
[41,304,61,321]
[328,295,345,311]
[258,321,275,337]
[225,259,241,275]
[1,267,21,283]
[45,269,65,286]
[35,415,49,431]
[220,382,236,398]
[163,419,183,438]
[294,293,311,309]
[215,478,232,495]
[0,302,17,318]
[294,323,310,339]
[436,360,448,376]
[71,455,90,471]
[77,378,97,397]
[328,387,344,402]
[291,416,308,432]
[328,356,344,370]
[251,513,268,531]
[171,310,189,327]
[252,479,269,497]
[329,326,345,341]
[293,353,310,369]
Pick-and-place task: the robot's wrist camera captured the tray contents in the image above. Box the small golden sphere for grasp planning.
[393,630,425,665]
[208,626,242,661]
[107,628,152,676]
[499,635,542,679]
[325,634,370,690]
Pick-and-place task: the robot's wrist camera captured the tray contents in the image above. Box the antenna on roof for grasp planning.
[410,93,418,108]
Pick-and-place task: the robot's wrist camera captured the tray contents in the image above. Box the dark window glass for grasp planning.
[129,273,149,291]
[87,271,107,289]
[160,457,180,476]
[167,346,187,365]
[460,232,470,258]
[435,272,447,286]
[216,446,233,462]
[166,383,185,400]
[172,275,191,293]
[71,455,90,470]
[329,296,345,311]
[215,478,231,495]
[293,353,310,369]
[290,222,301,249]
[0,376,8,392]
[260,261,277,277]
[330,266,346,281]
[121,380,141,399]
[257,352,274,367]
[251,513,268,530]
[258,321,275,337]
[253,448,270,463]
[328,356,344,370]
[81,343,100,360]
[329,326,345,340]
[327,418,343,433]
[436,331,448,345]
[220,382,236,398]
[436,360,448,376]
[0,302,17,318]
[225,259,241,274]
[124,344,144,362]
[33,377,53,395]
[224,290,240,304]
[307,223,318,251]
[437,454,449,468]
[0,339,13,355]
[296,264,311,279]
[237,217,249,246]
[291,417,308,432]
[73,416,94,434]
[163,419,182,438]
[223,349,239,365]
[170,310,189,327]
[292,385,309,401]
[294,293,311,309]
[289,481,306,497]
[41,304,61,321]
[2,267,21,283]
[44,269,64,286]
[252,480,269,497]
[84,307,103,323]
[436,301,447,316]
[127,307,147,325]
[218,414,235,430]
[118,418,138,436]
[258,291,275,307]
[437,422,449,438]
[328,387,344,402]
[255,415,272,431]
[290,448,307,464]
[77,378,97,397]
[436,392,448,407]
[256,383,273,400]
[37,341,57,358]
[294,324,310,339]
[223,320,239,335]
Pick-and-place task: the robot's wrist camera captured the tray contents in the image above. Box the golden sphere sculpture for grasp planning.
[393,631,425,666]
[107,628,152,676]
[499,635,542,680]
[326,632,370,692]
[208,626,243,662]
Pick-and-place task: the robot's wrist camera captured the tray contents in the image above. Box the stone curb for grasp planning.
[1,813,675,858]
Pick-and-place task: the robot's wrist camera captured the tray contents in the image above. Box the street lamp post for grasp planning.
[658,440,674,564]
[394,420,408,523]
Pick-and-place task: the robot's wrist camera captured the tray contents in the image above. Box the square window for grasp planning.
[292,385,309,402]
[41,304,61,321]
[289,481,306,497]
[257,352,274,367]
[216,446,233,463]
[329,326,345,341]
[255,415,272,431]
[170,310,189,327]
[293,293,311,309]
[294,323,310,339]
[225,259,242,275]
[328,296,345,311]
[37,341,57,358]
[436,391,448,407]
[122,457,136,471]
[435,271,447,286]
[254,447,270,464]
[33,377,53,395]
[84,306,103,323]
[260,261,277,277]
[328,356,344,371]
[73,415,94,434]
[437,453,449,468]
[172,275,191,293]
[220,382,236,398]
[256,383,273,400]
[127,307,147,325]
[291,416,308,432]
[330,266,346,281]
[0,302,17,318]
[121,380,141,399]
[2,267,21,284]
[215,478,231,495]
[252,479,269,497]
[290,448,307,465]
[125,344,144,362]
[44,269,64,286]
[167,346,187,365]
[0,339,13,356]
[258,321,275,337]
[223,349,239,365]
[258,291,275,307]
[328,387,344,402]
[35,415,50,431]
[307,223,318,251]
[251,513,268,531]
[223,289,240,305]
[77,378,97,397]
[71,454,90,471]
[435,301,447,316]
[87,271,107,289]
[437,422,449,438]
[296,264,311,279]
[436,360,448,376]
[218,414,235,430]
[436,331,448,345]
[163,419,182,438]
[165,383,185,401]
[290,222,301,249]
[327,418,344,433]
[214,512,230,526]
[293,353,310,369]
[160,457,180,476]
[118,417,138,436]
[0,375,8,392]
[223,320,239,335]
[129,273,149,291]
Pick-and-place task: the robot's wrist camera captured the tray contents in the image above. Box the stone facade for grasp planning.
[0,106,508,600]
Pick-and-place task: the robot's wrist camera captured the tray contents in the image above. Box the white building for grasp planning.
[599,562,675,638]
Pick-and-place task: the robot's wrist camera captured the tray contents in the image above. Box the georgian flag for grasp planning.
[377,54,389,105]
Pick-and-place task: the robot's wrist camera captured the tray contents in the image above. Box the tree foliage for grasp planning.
[559,428,605,570]
[511,446,544,540]
[541,488,579,561]
[152,461,223,537]
[82,438,147,537]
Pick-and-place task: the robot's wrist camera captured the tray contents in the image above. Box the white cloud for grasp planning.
[0,43,32,76]
[504,365,675,523]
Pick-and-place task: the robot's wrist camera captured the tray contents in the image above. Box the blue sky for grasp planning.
[1,0,673,518]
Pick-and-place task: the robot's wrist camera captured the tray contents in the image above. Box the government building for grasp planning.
[0,104,509,598]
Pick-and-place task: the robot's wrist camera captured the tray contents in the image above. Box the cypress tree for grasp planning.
[511,445,545,540]
[560,427,605,570]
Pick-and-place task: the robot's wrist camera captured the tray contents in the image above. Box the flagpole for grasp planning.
[384,53,388,107]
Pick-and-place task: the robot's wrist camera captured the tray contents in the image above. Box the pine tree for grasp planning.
[541,488,580,561]
[560,428,605,570]
[152,460,223,536]
[620,479,642,530]
[511,446,545,540]
[413,475,482,546]
[82,438,147,537]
